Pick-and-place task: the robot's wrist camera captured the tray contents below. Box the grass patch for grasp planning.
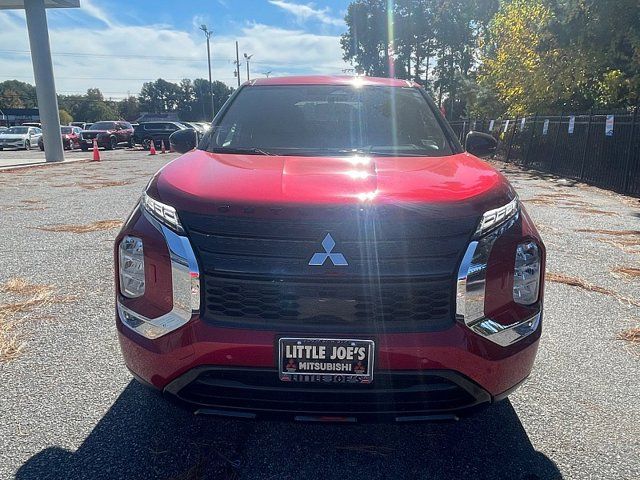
[0,277,54,296]
[575,229,640,252]
[0,278,74,363]
[37,219,123,233]
[612,267,640,279]
[79,180,132,190]
[546,272,640,307]
[618,327,640,345]
[576,229,640,236]
[577,208,619,216]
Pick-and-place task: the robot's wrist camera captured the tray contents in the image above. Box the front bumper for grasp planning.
[117,313,540,420]
[164,366,494,422]
[0,140,25,148]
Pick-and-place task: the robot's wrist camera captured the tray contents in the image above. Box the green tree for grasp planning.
[58,109,73,125]
[117,96,140,121]
[0,80,37,108]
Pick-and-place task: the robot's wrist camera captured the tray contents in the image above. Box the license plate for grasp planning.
[278,337,374,383]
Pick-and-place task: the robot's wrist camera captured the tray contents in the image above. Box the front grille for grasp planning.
[203,276,452,331]
[82,132,97,139]
[181,205,479,331]
[170,368,490,417]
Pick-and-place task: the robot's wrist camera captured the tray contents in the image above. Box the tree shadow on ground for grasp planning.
[16,381,562,480]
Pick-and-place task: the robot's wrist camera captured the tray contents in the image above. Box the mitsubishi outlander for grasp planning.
[115,76,545,422]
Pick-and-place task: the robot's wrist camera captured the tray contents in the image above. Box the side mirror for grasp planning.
[169,128,197,154]
[465,131,497,158]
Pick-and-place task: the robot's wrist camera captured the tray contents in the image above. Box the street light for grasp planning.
[199,24,215,119]
[263,71,272,78]
[244,52,253,82]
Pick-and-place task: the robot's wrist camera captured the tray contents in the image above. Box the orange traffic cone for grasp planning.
[92,138,100,161]
[161,140,166,154]
[149,140,156,156]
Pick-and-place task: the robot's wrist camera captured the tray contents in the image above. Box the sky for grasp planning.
[0,0,352,99]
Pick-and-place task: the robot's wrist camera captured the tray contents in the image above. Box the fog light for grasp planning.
[513,241,541,305]
[119,235,145,298]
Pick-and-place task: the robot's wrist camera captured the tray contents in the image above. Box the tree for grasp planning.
[0,80,37,108]
[341,0,498,117]
[191,79,233,121]
[476,0,561,116]
[117,96,140,121]
[59,109,73,125]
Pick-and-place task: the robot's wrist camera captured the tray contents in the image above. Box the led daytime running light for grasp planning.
[143,193,183,232]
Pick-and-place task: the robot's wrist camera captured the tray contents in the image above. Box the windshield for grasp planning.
[206,85,453,157]
[90,121,116,130]
[61,127,73,134]
[4,127,28,134]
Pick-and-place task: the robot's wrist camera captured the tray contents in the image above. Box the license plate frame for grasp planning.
[278,337,375,384]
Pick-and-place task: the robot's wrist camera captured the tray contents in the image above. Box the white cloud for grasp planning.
[269,0,344,27]
[0,6,350,98]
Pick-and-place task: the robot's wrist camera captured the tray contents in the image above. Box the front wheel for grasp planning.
[142,138,153,150]
[107,136,117,150]
[39,144,45,151]
[128,137,135,148]
[25,140,31,151]
[81,144,89,151]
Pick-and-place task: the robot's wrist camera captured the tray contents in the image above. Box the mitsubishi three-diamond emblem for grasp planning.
[308,233,348,266]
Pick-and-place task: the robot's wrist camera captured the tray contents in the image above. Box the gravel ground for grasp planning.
[0,148,638,480]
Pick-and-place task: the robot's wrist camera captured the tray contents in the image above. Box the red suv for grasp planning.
[115,76,545,422]
[80,121,134,150]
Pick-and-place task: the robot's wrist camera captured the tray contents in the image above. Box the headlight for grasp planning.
[475,197,518,237]
[119,235,145,298]
[142,193,184,232]
[513,241,541,305]
[456,199,542,346]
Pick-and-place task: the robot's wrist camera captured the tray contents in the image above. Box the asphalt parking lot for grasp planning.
[0,148,638,480]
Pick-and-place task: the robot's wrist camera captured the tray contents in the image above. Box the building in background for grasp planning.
[0,108,40,126]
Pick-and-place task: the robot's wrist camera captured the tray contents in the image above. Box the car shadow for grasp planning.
[16,380,562,480]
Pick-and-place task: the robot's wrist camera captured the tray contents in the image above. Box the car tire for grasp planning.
[107,136,117,150]
[0,147,3,151]
[25,140,30,151]
[81,144,89,151]
[39,144,45,151]
[128,137,135,148]
[142,138,152,150]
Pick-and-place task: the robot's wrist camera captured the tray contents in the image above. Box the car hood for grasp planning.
[82,129,112,134]
[149,150,515,216]
[0,134,28,140]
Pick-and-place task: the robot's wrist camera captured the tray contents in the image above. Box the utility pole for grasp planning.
[199,24,215,119]
[235,41,241,87]
[244,52,253,82]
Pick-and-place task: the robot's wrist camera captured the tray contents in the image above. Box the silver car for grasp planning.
[0,126,43,150]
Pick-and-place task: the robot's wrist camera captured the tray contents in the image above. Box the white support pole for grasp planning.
[24,0,63,162]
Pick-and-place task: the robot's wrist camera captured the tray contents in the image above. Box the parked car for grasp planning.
[70,122,90,130]
[116,75,545,422]
[38,126,82,151]
[0,125,42,150]
[133,121,188,150]
[80,121,134,150]
[21,122,42,128]
[0,126,7,133]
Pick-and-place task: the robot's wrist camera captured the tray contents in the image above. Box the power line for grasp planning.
[0,49,296,66]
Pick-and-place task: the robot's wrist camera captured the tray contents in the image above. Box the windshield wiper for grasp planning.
[208,147,277,156]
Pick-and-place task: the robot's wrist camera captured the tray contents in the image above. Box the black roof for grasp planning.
[1,108,39,115]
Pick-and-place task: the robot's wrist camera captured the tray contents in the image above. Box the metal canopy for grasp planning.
[0,0,79,8]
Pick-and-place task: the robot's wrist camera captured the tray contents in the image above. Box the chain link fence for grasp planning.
[449,109,640,196]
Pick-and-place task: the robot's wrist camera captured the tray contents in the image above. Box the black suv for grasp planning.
[133,122,189,150]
